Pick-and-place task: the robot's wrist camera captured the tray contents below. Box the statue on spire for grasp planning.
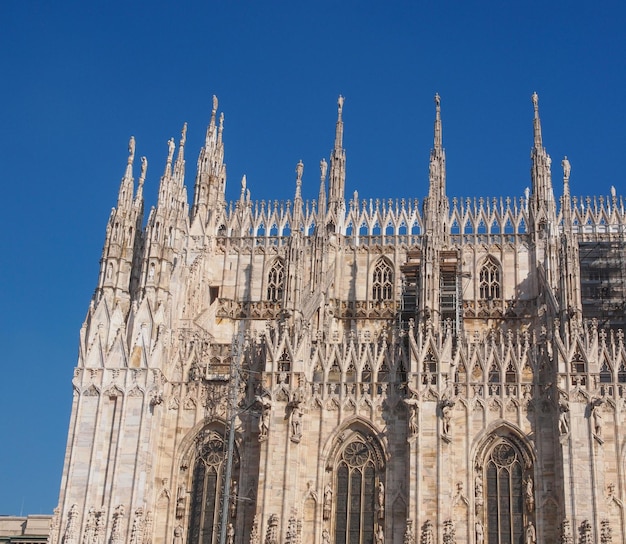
[337,95,344,117]
[320,158,327,181]
[167,138,175,164]
[532,92,539,109]
[128,136,135,165]
[140,157,148,182]
[435,93,441,108]
[562,156,571,180]
[212,95,218,113]
[296,160,304,183]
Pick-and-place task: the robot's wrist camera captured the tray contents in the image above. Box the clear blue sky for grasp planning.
[1,0,625,514]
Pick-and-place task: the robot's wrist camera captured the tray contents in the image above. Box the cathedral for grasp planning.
[51,93,626,544]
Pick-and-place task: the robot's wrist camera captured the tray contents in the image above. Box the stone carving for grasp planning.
[321,529,331,544]
[475,473,484,514]
[562,156,571,179]
[284,511,300,544]
[175,484,186,519]
[226,523,234,544]
[442,520,455,544]
[256,395,272,441]
[524,476,535,513]
[375,525,384,544]
[95,508,106,544]
[323,484,332,520]
[173,525,183,544]
[264,514,279,544]
[249,514,260,544]
[525,521,536,544]
[559,399,570,435]
[579,520,593,544]
[50,507,61,544]
[403,520,415,544]
[600,519,612,543]
[229,480,238,519]
[558,519,573,544]
[592,399,604,439]
[82,508,96,544]
[377,482,385,519]
[475,520,484,544]
[420,520,434,544]
[290,403,303,443]
[129,509,144,544]
[109,505,125,544]
[62,504,79,544]
[440,399,454,437]
[142,511,153,544]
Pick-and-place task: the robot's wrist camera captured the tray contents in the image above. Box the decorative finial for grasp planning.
[320,158,327,181]
[562,156,571,180]
[212,95,218,113]
[128,136,136,165]
[296,160,304,183]
[611,185,616,199]
[241,174,247,192]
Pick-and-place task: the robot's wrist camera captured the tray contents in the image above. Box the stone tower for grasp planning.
[52,94,626,544]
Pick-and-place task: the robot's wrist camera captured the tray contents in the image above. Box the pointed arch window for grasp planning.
[187,430,239,544]
[333,434,383,544]
[479,256,501,300]
[267,259,285,302]
[481,438,530,544]
[372,259,393,302]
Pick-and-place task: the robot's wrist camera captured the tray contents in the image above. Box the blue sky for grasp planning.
[1,0,625,514]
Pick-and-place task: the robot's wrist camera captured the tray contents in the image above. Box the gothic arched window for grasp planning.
[187,430,239,544]
[372,259,394,302]
[483,438,529,544]
[333,434,383,544]
[479,256,501,300]
[267,259,285,302]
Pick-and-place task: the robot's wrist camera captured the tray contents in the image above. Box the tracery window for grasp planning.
[267,259,285,302]
[372,259,393,302]
[334,435,382,544]
[479,256,501,300]
[187,430,239,544]
[484,439,527,544]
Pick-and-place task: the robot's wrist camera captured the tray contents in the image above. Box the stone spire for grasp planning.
[423,93,449,244]
[96,137,146,309]
[191,95,227,226]
[317,158,328,229]
[328,95,346,223]
[529,92,557,230]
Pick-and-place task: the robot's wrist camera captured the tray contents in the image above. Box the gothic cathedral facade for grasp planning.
[52,94,626,544]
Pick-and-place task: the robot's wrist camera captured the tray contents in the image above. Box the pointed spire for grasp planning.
[174,123,187,183]
[532,92,543,150]
[117,136,136,210]
[334,95,344,149]
[433,93,442,151]
[328,96,346,215]
[562,156,572,229]
[318,158,327,218]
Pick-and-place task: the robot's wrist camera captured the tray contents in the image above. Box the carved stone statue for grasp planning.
[562,156,571,179]
[322,529,331,544]
[559,400,570,435]
[377,482,385,519]
[525,476,534,513]
[475,520,484,544]
[173,525,183,544]
[323,484,332,520]
[290,404,303,442]
[176,484,186,519]
[525,521,536,544]
[256,396,271,440]
[441,399,454,436]
[375,526,384,544]
[592,403,604,438]
[226,523,234,544]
